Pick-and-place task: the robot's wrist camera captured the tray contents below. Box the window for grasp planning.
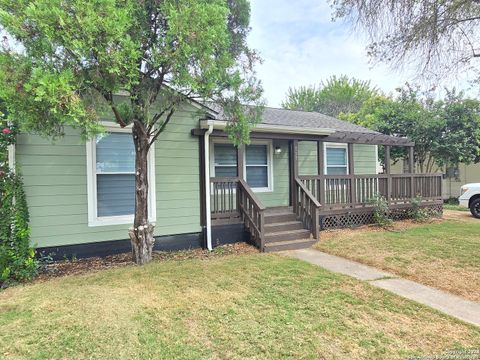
[325,145,348,175]
[87,124,156,226]
[213,143,238,177]
[96,133,135,217]
[211,140,273,191]
[246,144,268,188]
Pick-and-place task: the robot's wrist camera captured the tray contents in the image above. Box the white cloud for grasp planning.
[248,0,474,107]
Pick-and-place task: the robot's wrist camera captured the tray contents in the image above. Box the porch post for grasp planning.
[348,143,356,206]
[408,146,415,199]
[290,140,299,212]
[317,140,325,205]
[384,145,391,203]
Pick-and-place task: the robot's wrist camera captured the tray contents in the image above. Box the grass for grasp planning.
[444,204,469,212]
[1,254,479,359]
[315,210,480,302]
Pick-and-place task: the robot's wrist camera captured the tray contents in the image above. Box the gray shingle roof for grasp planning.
[207,103,378,134]
[257,107,378,134]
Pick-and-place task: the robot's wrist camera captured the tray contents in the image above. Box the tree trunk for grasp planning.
[129,121,155,265]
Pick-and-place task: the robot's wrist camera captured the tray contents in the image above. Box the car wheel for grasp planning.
[470,198,480,219]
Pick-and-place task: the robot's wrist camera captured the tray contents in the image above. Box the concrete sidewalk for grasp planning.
[283,248,480,327]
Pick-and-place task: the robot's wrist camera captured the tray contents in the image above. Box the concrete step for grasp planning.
[265,229,311,243]
[264,239,316,252]
[265,221,304,233]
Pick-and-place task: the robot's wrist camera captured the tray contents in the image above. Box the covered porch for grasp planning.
[194,121,443,252]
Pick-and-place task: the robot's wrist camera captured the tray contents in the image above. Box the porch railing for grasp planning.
[210,177,239,222]
[238,179,266,251]
[210,177,266,250]
[294,178,321,239]
[298,173,443,210]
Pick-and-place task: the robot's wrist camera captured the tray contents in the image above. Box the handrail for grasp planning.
[238,179,267,211]
[296,178,321,207]
[295,177,321,239]
[298,173,443,180]
[237,179,266,251]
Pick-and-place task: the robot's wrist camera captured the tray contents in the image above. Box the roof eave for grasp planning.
[200,119,336,136]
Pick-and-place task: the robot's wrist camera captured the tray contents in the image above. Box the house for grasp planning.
[442,163,480,199]
[11,100,443,258]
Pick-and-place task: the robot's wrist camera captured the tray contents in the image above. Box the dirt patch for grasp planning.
[443,209,478,223]
[36,243,257,282]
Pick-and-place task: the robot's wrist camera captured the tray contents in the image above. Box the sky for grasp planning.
[247,0,473,107]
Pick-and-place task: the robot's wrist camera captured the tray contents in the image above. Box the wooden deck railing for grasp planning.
[210,177,239,223]
[238,179,266,251]
[298,173,442,211]
[210,177,266,250]
[294,178,321,239]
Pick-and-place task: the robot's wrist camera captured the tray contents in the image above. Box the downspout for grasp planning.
[204,122,214,251]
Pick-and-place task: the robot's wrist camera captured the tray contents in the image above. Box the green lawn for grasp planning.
[316,211,480,302]
[1,254,479,359]
[444,204,469,212]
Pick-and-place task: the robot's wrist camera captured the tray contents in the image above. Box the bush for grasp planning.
[0,169,36,287]
[410,196,438,222]
[444,197,459,205]
[369,195,392,227]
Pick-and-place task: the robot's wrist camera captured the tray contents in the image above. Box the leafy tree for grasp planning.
[0,0,263,264]
[343,85,480,172]
[330,0,480,82]
[282,75,379,117]
[434,90,480,166]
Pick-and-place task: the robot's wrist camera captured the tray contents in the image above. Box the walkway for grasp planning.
[283,248,480,327]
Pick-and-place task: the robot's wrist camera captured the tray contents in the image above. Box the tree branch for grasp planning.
[98,91,128,128]
[149,107,176,147]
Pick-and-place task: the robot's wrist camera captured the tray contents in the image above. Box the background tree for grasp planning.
[0,0,263,264]
[342,85,480,172]
[330,0,480,83]
[282,75,378,117]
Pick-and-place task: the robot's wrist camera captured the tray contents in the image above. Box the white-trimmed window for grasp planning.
[325,143,348,175]
[86,123,156,226]
[246,144,269,189]
[211,140,273,192]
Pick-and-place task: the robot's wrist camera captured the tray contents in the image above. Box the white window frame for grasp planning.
[86,122,156,227]
[210,139,274,192]
[324,142,349,175]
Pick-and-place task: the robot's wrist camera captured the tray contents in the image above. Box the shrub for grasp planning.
[0,114,35,287]
[410,196,435,222]
[444,197,459,205]
[0,170,36,287]
[369,195,392,227]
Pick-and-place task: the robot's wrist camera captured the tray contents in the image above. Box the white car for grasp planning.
[459,183,480,218]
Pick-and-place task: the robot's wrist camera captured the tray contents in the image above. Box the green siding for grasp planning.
[298,141,318,175]
[256,140,290,207]
[353,144,378,174]
[297,142,377,175]
[16,105,202,248]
